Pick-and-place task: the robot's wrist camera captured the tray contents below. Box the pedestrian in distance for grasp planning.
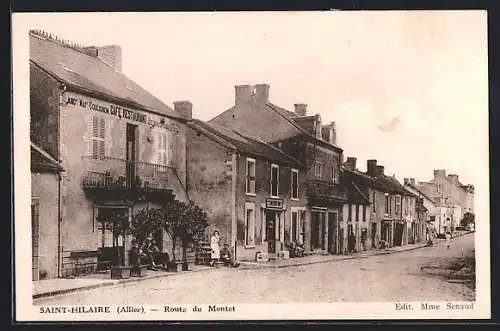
[445,231,452,249]
[209,230,220,267]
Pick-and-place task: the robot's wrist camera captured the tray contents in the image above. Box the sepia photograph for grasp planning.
[12,10,489,321]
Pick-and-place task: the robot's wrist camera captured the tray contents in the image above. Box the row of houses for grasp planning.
[29,31,474,280]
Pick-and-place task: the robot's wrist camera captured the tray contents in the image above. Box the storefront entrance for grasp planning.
[327,212,338,254]
[311,211,326,250]
[96,206,130,266]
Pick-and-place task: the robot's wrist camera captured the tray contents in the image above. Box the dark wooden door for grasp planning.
[327,212,338,254]
[266,211,276,253]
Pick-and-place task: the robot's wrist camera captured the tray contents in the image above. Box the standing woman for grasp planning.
[210,230,220,267]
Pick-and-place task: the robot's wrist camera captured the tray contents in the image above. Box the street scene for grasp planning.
[34,232,475,304]
[20,11,487,318]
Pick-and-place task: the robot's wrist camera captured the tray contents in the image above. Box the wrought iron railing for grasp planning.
[81,156,175,191]
[306,179,348,201]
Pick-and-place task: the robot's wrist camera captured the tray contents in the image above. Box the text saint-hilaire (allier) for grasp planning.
[39,306,111,314]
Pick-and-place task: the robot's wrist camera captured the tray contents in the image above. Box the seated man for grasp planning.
[220,244,232,266]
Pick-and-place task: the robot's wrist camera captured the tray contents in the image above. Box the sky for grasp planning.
[14,11,488,189]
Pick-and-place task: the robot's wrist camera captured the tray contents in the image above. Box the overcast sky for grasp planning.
[15,11,488,191]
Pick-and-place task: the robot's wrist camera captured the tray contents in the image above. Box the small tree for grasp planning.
[128,206,164,264]
[181,201,209,264]
[162,200,209,264]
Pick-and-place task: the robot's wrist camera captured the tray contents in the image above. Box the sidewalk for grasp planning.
[34,234,467,299]
[239,239,441,269]
[33,264,211,299]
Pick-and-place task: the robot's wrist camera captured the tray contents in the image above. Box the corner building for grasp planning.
[30,31,189,278]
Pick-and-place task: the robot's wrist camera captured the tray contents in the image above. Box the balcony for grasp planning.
[80,156,176,201]
[306,179,348,204]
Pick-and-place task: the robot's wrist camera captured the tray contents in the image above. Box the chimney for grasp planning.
[447,174,459,185]
[367,159,377,176]
[173,101,192,120]
[97,45,122,72]
[434,169,446,179]
[322,122,337,145]
[254,84,269,104]
[404,178,410,185]
[235,85,253,105]
[315,114,322,140]
[345,157,357,171]
[294,104,307,117]
[410,178,416,186]
[376,165,385,176]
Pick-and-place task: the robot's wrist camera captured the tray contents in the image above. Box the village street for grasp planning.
[34,233,475,305]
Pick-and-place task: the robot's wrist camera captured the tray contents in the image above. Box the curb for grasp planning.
[33,266,212,300]
[33,233,472,299]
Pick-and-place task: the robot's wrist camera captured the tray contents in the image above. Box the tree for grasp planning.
[162,200,209,263]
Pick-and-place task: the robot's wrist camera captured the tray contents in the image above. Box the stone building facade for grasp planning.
[209,84,346,255]
[186,119,307,261]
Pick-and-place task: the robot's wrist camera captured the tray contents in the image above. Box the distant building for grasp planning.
[363,160,418,248]
[403,178,438,237]
[209,84,346,255]
[415,170,474,233]
[30,30,189,278]
[186,119,307,261]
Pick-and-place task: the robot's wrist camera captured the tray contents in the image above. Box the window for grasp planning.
[384,193,389,215]
[245,203,255,247]
[291,169,299,199]
[331,166,336,183]
[155,130,169,166]
[395,195,401,215]
[314,162,322,178]
[404,197,409,214]
[271,164,279,197]
[91,116,105,160]
[355,204,359,221]
[437,184,442,193]
[246,158,256,195]
[348,203,352,221]
[362,205,366,222]
[372,191,376,212]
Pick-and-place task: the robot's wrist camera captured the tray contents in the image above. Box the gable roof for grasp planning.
[209,101,342,151]
[31,142,63,172]
[188,119,306,169]
[29,32,182,120]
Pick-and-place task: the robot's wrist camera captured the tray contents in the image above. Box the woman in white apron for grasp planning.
[210,230,220,267]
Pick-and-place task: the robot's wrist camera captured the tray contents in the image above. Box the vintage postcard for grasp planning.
[12,10,490,321]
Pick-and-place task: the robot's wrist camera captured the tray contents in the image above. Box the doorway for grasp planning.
[266,210,277,253]
[126,123,138,188]
[311,211,326,250]
[327,212,338,254]
[371,222,377,248]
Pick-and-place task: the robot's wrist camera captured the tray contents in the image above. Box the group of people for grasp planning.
[130,236,165,271]
[209,230,238,267]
